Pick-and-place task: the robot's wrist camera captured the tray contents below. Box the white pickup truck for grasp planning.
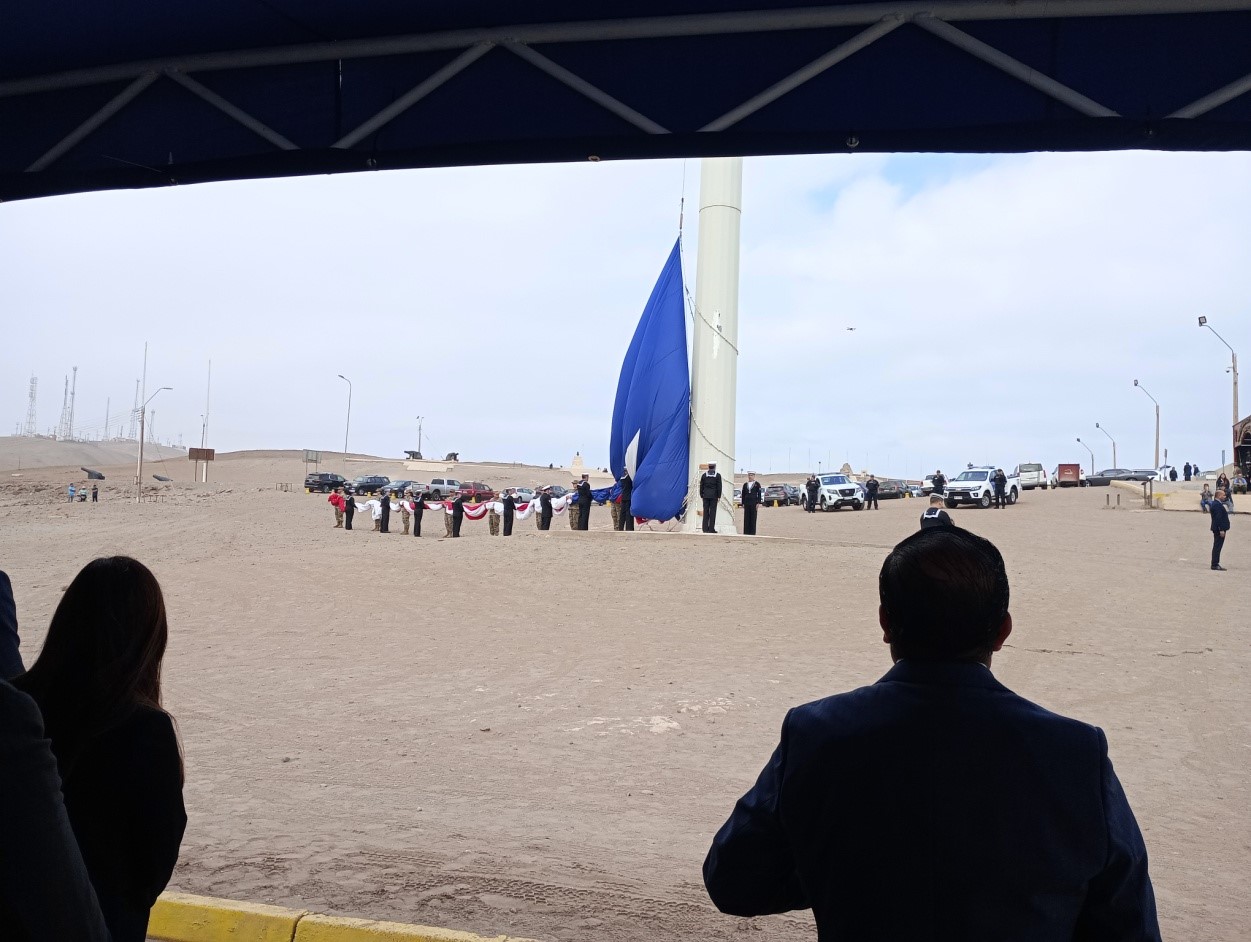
[944,467,1019,508]
[803,473,865,511]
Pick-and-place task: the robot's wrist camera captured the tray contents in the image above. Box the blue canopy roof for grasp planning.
[3,1,1250,202]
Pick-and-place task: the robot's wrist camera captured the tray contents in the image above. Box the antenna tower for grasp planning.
[66,366,78,440]
[148,411,156,444]
[22,376,37,436]
[57,376,71,439]
[128,379,140,440]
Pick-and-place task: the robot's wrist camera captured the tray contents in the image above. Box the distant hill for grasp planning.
[0,436,186,472]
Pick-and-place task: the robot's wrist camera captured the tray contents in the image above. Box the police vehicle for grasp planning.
[802,473,865,511]
[943,467,1019,509]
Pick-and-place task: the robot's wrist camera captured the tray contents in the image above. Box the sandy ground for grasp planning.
[1,449,1248,941]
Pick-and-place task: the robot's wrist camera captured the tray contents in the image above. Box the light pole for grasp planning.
[1198,316,1239,429]
[1094,423,1117,468]
[134,387,172,502]
[1133,379,1160,469]
[337,374,352,467]
[416,416,424,457]
[1076,437,1094,475]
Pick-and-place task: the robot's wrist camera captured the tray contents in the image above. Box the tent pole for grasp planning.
[683,157,742,534]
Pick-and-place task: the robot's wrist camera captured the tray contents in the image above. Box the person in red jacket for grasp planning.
[328,488,346,528]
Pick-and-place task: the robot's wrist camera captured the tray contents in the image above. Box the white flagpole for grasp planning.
[682,157,742,534]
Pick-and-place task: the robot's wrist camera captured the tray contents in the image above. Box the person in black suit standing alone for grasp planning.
[577,474,593,531]
[617,468,634,531]
[411,488,425,537]
[704,527,1160,941]
[804,473,820,513]
[864,475,880,510]
[700,463,723,532]
[450,491,465,537]
[741,472,762,535]
[379,487,391,534]
[1210,489,1231,570]
[539,487,553,530]
[502,489,516,537]
[344,491,355,530]
[13,556,186,942]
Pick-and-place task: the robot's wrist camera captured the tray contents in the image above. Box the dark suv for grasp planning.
[305,472,351,493]
[351,475,391,495]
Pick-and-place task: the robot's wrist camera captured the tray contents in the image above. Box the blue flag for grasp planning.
[610,239,690,520]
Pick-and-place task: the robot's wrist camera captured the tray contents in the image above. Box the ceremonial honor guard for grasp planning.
[577,474,592,531]
[539,487,553,530]
[411,489,424,537]
[451,492,465,537]
[700,463,723,533]
[344,493,355,530]
[617,468,634,531]
[742,472,762,536]
[503,489,516,536]
[379,488,391,534]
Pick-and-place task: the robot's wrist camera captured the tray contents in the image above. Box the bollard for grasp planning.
[1106,494,1109,507]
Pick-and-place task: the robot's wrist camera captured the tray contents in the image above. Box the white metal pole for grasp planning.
[135,407,145,503]
[682,157,742,534]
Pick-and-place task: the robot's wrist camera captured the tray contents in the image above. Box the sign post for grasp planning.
[188,447,215,483]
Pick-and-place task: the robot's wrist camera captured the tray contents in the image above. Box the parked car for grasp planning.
[733,488,742,507]
[511,487,536,503]
[304,472,351,493]
[804,474,865,511]
[1050,464,1087,488]
[351,474,390,495]
[385,479,422,495]
[457,481,497,502]
[538,484,570,499]
[876,479,905,500]
[426,477,461,499]
[943,467,1019,508]
[761,484,792,506]
[922,475,936,495]
[1016,462,1048,490]
[1086,468,1139,486]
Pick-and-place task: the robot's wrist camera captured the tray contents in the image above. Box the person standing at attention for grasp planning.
[344,491,356,531]
[864,475,880,510]
[703,527,1160,941]
[13,557,187,942]
[91,484,99,503]
[932,469,947,496]
[411,487,425,537]
[920,494,954,529]
[379,487,391,534]
[451,491,466,537]
[993,468,1008,509]
[701,463,724,532]
[502,488,516,537]
[399,494,412,536]
[741,472,762,535]
[539,487,553,531]
[1183,461,1192,482]
[617,468,634,531]
[804,473,819,514]
[1210,489,1231,571]
[577,474,593,531]
[328,488,345,528]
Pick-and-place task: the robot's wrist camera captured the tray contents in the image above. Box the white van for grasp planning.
[1016,462,1047,490]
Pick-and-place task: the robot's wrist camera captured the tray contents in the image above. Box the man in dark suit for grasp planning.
[0,570,21,680]
[577,474,592,531]
[1210,489,1231,570]
[411,488,425,537]
[0,679,112,941]
[539,487,553,531]
[450,492,465,537]
[700,463,723,532]
[704,526,1160,941]
[617,468,634,531]
[502,489,516,537]
[379,487,391,534]
[741,472,762,536]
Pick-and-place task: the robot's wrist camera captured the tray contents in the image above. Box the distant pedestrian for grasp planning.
[920,494,954,529]
[68,484,76,503]
[577,474,593,531]
[451,492,465,537]
[90,484,98,503]
[804,474,819,514]
[932,469,947,496]
[502,489,516,537]
[993,469,1009,509]
[1169,467,1178,482]
[1200,484,1214,512]
[379,488,391,534]
[864,475,880,510]
[399,495,411,536]
[701,464,724,531]
[1184,462,1192,481]
[539,487,553,531]
[617,469,634,531]
[742,472,762,536]
[1210,490,1231,571]
[1194,463,1201,477]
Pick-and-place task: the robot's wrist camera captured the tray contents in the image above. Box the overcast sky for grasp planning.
[3,150,1248,479]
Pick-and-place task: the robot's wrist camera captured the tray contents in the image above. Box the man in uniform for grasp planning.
[864,475,880,510]
[451,491,465,537]
[993,469,1008,509]
[1210,488,1231,570]
[1184,462,1192,482]
[379,487,391,534]
[618,468,634,531]
[804,473,820,513]
[920,494,954,528]
[411,487,425,537]
[539,487,553,530]
[344,491,355,530]
[932,469,947,496]
[577,474,593,531]
[742,472,762,536]
[700,463,723,532]
[502,489,516,536]
[90,484,98,503]
[329,487,345,527]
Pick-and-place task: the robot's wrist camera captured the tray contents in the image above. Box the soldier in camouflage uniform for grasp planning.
[488,507,501,536]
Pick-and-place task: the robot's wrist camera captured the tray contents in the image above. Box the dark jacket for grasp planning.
[0,681,111,942]
[864,479,879,497]
[619,473,633,502]
[920,507,953,528]
[577,481,593,507]
[1210,500,1231,532]
[0,571,21,680]
[704,660,1159,941]
[742,481,761,507]
[805,477,819,495]
[699,472,723,500]
[25,700,187,942]
[502,494,515,516]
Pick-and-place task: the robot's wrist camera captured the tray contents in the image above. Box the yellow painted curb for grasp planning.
[294,914,513,942]
[150,892,304,941]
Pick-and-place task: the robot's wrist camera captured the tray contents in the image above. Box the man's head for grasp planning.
[928,494,945,507]
[878,527,1012,665]
[747,472,755,481]
[1216,488,1226,499]
[708,463,716,473]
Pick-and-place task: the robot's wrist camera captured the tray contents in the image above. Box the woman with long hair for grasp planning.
[14,556,186,942]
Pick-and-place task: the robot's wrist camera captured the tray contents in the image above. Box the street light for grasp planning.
[1133,379,1161,469]
[1076,437,1095,475]
[337,374,352,468]
[134,387,172,502]
[1094,423,1117,468]
[1198,316,1239,429]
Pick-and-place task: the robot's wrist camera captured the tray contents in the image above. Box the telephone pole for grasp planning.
[22,376,37,437]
